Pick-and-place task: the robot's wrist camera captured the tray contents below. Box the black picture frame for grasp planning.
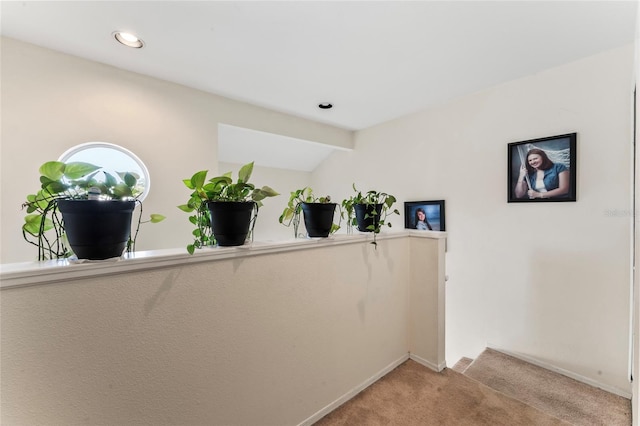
[404,200,445,231]
[507,133,577,203]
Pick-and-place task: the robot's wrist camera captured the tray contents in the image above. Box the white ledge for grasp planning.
[0,230,446,290]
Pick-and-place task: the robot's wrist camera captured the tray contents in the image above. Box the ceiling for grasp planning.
[1,1,637,132]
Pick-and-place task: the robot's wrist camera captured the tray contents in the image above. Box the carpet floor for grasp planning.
[315,349,632,425]
[463,348,631,426]
[314,359,567,425]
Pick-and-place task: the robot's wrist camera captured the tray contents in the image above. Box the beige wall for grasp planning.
[409,235,447,368]
[0,37,352,263]
[314,44,634,394]
[1,235,444,425]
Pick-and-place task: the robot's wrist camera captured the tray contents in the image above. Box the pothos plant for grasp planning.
[341,183,399,247]
[178,161,278,254]
[278,187,340,238]
[22,160,165,260]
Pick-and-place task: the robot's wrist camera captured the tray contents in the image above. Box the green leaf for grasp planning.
[208,175,232,188]
[252,191,266,202]
[23,214,53,235]
[279,207,295,223]
[238,162,254,184]
[259,186,279,197]
[43,180,68,195]
[92,183,109,195]
[187,244,195,255]
[149,214,165,223]
[63,162,100,180]
[39,161,66,181]
[84,170,100,183]
[202,183,224,201]
[23,214,41,235]
[178,204,194,212]
[123,172,137,187]
[104,172,118,188]
[188,194,202,207]
[385,196,397,208]
[34,190,53,208]
[183,178,195,190]
[191,170,208,190]
[117,171,139,181]
[40,175,55,186]
[196,187,210,201]
[112,183,133,198]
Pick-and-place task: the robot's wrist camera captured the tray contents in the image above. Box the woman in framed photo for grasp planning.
[405,201,445,231]
[514,148,570,200]
[414,208,433,230]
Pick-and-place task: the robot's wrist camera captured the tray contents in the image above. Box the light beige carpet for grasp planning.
[463,348,631,426]
[315,359,567,425]
[452,356,473,373]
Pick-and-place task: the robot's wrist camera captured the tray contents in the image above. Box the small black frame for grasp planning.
[507,133,577,203]
[404,200,445,231]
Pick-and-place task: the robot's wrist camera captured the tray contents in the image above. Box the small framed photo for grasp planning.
[404,200,445,231]
[508,133,577,203]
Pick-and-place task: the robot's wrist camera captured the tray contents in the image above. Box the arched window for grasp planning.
[58,142,151,201]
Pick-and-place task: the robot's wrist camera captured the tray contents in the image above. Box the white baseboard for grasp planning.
[297,353,410,426]
[488,345,632,399]
[409,353,446,372]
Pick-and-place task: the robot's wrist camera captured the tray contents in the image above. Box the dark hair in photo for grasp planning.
[414,208,433,230]
[524,148,554,174]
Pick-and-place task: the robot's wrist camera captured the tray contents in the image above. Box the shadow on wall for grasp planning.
[144,269,181,316]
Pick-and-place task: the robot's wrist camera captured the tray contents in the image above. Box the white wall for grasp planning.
[1,235,445,425]
[0,37,352,263]
[313,44,634,393]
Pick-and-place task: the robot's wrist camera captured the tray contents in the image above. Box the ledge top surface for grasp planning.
[1,230,446,289]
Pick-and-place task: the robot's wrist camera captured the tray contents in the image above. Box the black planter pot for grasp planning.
[206,201,256,246]
[301,202,336,238]
[354,203,383,232]
[57,199,135,260]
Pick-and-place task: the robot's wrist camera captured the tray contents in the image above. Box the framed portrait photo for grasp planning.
[507,133,577,203]
[404,200,445,231]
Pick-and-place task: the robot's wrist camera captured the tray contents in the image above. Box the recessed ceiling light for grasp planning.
[318,103,333,109]
[113,31,144,49]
